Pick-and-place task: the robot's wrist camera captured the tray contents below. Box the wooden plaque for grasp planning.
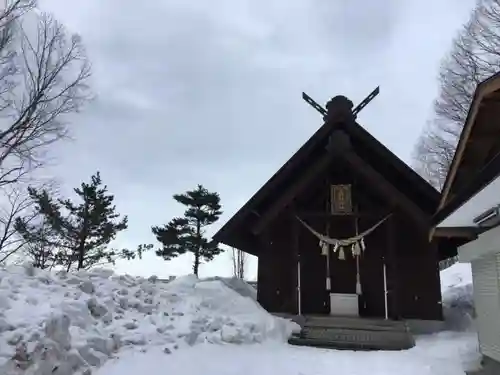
[331,184,352,214]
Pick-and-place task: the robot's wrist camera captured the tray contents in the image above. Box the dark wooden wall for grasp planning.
[298,214,328,314]
[392,214,443,320]
[256,212,296,313]
[256,162,443,321]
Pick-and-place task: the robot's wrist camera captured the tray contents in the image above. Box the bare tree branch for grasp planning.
[413,0,500,188]
[19,218,60,268]
[0,3,91,186]
[0,176,58,263]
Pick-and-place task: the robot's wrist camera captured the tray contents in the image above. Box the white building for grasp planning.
[432,72,500,372]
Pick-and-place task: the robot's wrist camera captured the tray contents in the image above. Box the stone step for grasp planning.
[288,335,413,351]
[289,324,415,351]
[303,326,413,342]
[304,316,408,332]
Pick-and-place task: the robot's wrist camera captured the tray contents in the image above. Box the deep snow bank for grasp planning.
[440,262,475,331]
[203,276,257,300]
[0,264,299,375]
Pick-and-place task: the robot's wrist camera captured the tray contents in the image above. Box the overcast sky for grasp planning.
[39,0,474,280]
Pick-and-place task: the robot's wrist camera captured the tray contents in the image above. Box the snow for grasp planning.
[97,334,478,375]
[441,262,473,290]
[0,261,481,375]
[440,263,475,331]
[0,263,298,374]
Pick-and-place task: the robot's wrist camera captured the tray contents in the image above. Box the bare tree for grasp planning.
[20,218,59,268]
[231,247,246,279]
[0,183,35,262]
[0,1,91,186]
[412,121,458,190]
[0,177,58,263]
[413,0,500,189]
[0,0,34,28]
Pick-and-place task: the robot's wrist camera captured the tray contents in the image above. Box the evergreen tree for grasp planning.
[15,172,132,270]
[153,184,223,276]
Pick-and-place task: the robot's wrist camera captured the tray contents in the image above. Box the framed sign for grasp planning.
[331,184,352,214]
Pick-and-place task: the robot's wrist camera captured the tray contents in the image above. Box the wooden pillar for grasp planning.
[291,207,301,315]
[430,237,444,321]
[387,214,401,320]
[325,183,332,295]
[256,249,265,306]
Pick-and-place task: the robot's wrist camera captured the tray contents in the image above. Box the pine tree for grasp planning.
[152,184,223,276]
[15,172,131,270]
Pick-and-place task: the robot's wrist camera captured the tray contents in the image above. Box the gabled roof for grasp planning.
[432,152,500,228]
[439,72,500,214]
[433,71,500,228]
[214,103,440,253]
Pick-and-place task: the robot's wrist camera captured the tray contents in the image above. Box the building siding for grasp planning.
[472,254,500,362]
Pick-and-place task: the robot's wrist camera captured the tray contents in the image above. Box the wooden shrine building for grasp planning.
[213,94,450,322]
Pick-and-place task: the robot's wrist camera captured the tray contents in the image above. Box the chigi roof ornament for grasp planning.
[302,86,380,123]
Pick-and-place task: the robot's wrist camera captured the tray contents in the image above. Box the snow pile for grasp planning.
[203,276,257,300]
[440,262,475,331]
[0,264,299,375]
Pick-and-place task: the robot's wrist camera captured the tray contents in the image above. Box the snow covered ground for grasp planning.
[97,332,479,375]
[0,261,481,375]
[440,262,475,331]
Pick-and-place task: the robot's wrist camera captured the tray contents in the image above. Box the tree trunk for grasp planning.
[77,235,86,269]
[78,205,89,269]
[77,243,85,269]
[193,253,200,277]
[193,220,201,277]
[231,248,246,278]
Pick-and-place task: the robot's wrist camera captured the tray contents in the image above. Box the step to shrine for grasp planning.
[287,315,415,351]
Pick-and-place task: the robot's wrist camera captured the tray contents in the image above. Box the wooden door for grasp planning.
[328,216,357,297]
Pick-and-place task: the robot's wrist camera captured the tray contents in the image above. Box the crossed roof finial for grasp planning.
[302,86,380,124]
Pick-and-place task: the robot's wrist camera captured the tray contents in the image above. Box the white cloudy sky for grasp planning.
[39,0,474,280]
